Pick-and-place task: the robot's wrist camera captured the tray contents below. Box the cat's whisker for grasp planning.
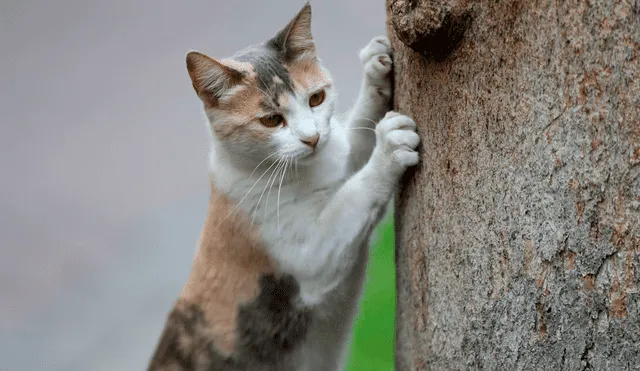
[249,150,283,178]
[251,73,277,99]
[214,157,281,230]
[264,156,287,220]
[256,85,274,99]
[256,74,275,97]
[354,117,379,127]
[333,116,380,128]
[252,156,283,225]
[277,156,290,233]
[342,127,377,133]
[336,95,383,121]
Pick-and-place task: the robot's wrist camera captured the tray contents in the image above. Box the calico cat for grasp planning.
[147,2,420,370]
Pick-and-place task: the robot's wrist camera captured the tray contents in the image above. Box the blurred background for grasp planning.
[0,1,395,370]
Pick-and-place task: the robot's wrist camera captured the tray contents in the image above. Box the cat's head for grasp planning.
[186,2,335,166]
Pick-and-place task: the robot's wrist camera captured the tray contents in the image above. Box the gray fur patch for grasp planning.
[147,274,310,371]
[146,302,237,370]
[237,274,311,363]
[233,45,295,111]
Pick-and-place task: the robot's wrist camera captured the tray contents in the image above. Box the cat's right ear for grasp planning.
[186,51,244,106]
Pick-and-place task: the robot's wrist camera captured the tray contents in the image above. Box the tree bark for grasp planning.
[388,1,640,370]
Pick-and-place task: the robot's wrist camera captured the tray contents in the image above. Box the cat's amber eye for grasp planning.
[309,90,326,108]
[259,114,285,128]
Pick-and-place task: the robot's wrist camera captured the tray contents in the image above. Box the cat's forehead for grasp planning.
[232,44,296,95]
[221,44,329,113]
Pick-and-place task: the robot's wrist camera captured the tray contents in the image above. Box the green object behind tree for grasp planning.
[346,215,395,371]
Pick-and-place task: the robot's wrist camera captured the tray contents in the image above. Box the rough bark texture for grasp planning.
[388,0,640,370]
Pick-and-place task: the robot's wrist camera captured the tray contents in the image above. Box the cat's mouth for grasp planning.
[287,146,320,164]
[294,149,316,161]
[282,132,328,163]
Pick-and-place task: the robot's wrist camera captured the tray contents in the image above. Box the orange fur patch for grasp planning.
[180,184,276,356]
[287,60,330,91]
[203,58,277,141]
[209,85,271,141]
[277,93,290,109]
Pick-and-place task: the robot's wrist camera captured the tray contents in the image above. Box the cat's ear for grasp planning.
[186,51,244,106]
[268,2,315,61]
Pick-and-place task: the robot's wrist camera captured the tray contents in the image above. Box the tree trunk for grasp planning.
[387,1,640,370]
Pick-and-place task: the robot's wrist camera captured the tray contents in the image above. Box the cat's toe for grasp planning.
[392,149,419,167]
[359,36,392,64]
[377,113,417,136]
[365,53,392,79]
[377,54,392,68]
[374,36,391,48]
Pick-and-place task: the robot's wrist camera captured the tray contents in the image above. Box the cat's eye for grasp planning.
[259,114,285,128]
[309,90,326,108]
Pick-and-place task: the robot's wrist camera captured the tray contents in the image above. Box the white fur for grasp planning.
[208,37,419,371]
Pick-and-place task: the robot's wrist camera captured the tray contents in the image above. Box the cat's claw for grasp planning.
[359,36,393,100]
[373,111,420,175]
[359,36,392,63]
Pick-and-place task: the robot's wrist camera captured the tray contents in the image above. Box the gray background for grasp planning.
[0,1,385,370]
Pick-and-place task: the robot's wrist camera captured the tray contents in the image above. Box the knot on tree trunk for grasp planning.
[389,0,472,60]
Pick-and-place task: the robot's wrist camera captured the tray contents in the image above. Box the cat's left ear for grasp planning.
[186,51,244,107]
[268,2,315,61]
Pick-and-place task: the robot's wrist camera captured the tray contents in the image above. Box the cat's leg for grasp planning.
[300,112,419,303]
[346,36,394,173]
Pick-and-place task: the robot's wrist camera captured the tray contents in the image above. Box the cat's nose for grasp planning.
[300,134,320,149]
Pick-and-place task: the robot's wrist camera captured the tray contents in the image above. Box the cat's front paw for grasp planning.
[372,111,420,177]
[359,36,393,100]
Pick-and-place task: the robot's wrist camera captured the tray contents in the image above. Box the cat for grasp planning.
[146,2,420,370]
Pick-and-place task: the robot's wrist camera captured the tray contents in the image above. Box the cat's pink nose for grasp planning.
[301,134,320,149]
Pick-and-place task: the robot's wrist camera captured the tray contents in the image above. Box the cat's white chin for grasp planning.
[290,149,316,163]
[283,146,323,166]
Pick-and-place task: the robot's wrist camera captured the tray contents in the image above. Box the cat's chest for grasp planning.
[255,185,334,247]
